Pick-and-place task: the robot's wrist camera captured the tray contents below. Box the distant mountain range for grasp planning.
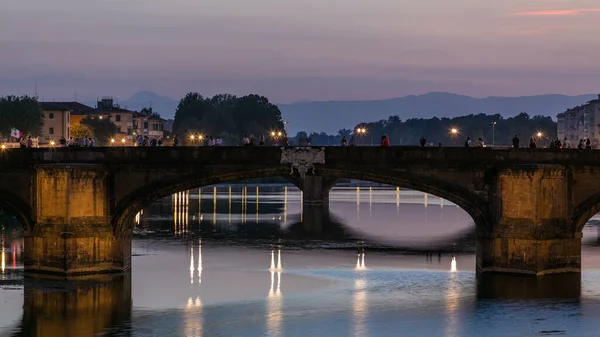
[87,91,598,135]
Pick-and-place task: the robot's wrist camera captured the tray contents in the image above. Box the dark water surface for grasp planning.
[2,186,600,336]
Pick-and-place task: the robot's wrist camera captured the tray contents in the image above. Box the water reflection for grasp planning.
[355,252,366,270]
[450,256,457,272]
[352,276,368,337]
[444,271,462,337]
[185,238,203,336]
[267,250,283,337]
[15,274,132,337]
[477,273,581,299]
[173,191,190,236]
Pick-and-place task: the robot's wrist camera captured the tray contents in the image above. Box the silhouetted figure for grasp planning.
[529,137,536,149]
[420,136,426,147]
[512,134,519,148]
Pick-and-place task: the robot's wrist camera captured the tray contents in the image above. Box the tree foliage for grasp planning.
[173,93,284,144]
[0,96,43,138]
[70,123,95,140]
[139,107,161,118]
[80,116,117,145]
[292,113,558,147]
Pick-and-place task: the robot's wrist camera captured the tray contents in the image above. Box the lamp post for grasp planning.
[491,122,496,147]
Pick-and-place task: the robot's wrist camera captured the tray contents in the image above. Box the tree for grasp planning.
[173,93,210,134]
[0,96,43,138]
[139,107,161,118]
[80,116,117,145]
[172,93,285,140]
[291,113,558,147]
[71,124,95,140]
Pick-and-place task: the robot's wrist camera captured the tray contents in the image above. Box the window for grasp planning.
[143,121,148,129]
[115,114,121,122]
[49,113,54,119]
[152,123,159,131]
[127,128,132,136]
[49,127,54,135]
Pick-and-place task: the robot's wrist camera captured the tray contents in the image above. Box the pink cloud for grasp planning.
[512,8,600,16]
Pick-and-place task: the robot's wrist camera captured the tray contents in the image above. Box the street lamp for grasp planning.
[537,131,543,138]
[450,128,459,147]
[491,122,497,147]
[110,138,115,145]
[355,127,368,146]
[50,140,55,147]
[1,144,5,150]
[121,138,126,145]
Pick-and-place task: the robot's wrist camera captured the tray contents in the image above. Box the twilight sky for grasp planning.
[1,0,599,102]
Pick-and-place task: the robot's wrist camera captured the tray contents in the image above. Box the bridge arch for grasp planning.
[573,191,600,233]
[0,190,33,232]
[112,167,491,234]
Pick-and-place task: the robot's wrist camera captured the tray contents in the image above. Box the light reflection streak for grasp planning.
[450,256,457,273]
[352,277,368,337]
[185,238,204,336]
[270,249,283,271]
[424,193,428,207]
[12,244,16,270]
[213,187,217,224]
[355,253,367,270]
[444,267,461,337]
[134,209,143,225]
[396,186,400,215]
[1,226,5,276]
[190,245,194,284]
[283,186,288,223]
[1,247,5,275]
[267,250,283,337]
[256,186,259,223]
[356,187,360,221]
[173,191,190,236]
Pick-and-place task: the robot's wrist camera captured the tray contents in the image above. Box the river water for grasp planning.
[2,186,600,336]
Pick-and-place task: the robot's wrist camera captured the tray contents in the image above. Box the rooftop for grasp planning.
[40,101,96,114]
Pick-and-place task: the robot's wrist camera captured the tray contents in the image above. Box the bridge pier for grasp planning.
[477,166,581,276]
[24,166,131,276]
[300,176,338,205]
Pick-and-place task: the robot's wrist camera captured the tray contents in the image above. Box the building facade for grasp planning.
[132,114,165,139]
[557,95,600,148]
[96,97,136,141]
[39,102,95,143]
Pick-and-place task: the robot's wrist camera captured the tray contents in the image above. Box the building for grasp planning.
[133,113,165,139]
[96,97,136,141]
[39,102,96,143]
[557,95,600,148]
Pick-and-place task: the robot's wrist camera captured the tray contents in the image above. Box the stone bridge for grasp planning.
[2,146,600,276]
